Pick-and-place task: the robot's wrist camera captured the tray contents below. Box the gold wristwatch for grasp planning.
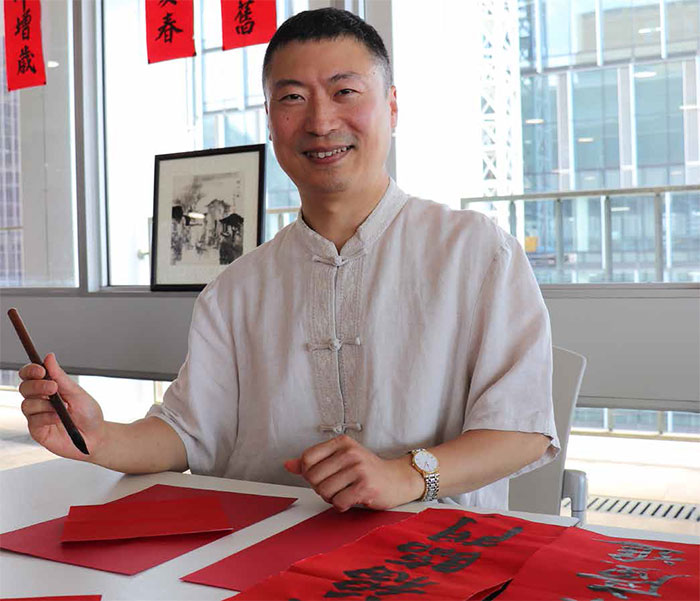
[409,448,440,502]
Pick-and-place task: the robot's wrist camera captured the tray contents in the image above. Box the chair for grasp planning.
[508,346,588,522]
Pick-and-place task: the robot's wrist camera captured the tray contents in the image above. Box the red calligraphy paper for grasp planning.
[232,508,568,600]
[1,597,101,601]
[145,0,195,64]
[0,484,295,575]
[221,0,277,51]
[498,526,699,601]
[3,0,46,91]
[61,496,233,542]
[183,507,413,591]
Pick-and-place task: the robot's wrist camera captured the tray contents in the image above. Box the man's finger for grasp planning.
[283,458,302,474]
[299,434,352,473]
[44,353,80,394]
[18,363,45,381]
[303,447,360,487]
[28,411,61,429]
[19,379,57,399]
[21,397,55,417]
[315,465,358,505]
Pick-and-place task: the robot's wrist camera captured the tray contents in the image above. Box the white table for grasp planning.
[0,459,690,600]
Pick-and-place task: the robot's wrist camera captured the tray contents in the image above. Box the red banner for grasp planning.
[221,0,276,51]
[232,508,568,600]
[3,0,46,91]
[145,0,195,64]
[499,526,699,601]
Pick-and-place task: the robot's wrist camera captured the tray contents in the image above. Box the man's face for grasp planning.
[264,37,397,198]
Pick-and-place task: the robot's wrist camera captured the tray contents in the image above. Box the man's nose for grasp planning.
[304,97,339,136]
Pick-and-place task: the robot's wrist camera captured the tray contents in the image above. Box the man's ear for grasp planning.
[264,101,272,141]
[389,86,398,129]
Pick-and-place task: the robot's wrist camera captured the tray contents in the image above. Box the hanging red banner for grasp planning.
[3,0,46,91]
[232,508,568,600]
[498,526,699,601]
[145,0,195,64]
[221,0,277,51]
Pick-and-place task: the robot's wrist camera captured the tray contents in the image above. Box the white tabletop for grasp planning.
[0,459,690,600]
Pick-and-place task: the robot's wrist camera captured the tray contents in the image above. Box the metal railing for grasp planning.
[462,184,700,284]
[266,205,300,239]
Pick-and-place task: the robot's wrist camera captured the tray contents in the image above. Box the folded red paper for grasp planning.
[183,507,413,591]
[0,485,296,575]
[231,508,568,600]
[0,597,101,601]
[498,526,699,600]
[62,496,232,542]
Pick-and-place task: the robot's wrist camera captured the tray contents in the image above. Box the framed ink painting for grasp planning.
[151,145,265,291]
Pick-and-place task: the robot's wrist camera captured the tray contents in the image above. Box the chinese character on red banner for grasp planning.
[3,0,46,91]
[145,0,195,64]
[221,0,276,51]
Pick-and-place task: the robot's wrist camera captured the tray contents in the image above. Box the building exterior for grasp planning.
[0,42,23,287]
[517,0,699,284]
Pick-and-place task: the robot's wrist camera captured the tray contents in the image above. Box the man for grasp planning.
[18,9,557,512]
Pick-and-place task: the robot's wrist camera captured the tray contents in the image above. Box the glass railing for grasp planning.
[461,185,700,284]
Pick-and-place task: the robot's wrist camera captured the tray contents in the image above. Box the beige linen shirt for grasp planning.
[148,179,559,510]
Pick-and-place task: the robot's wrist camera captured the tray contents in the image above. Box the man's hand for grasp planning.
[19,353,106,462]
[284,435,424,511]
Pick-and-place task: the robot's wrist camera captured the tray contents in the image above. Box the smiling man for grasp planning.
[18,9,558,512]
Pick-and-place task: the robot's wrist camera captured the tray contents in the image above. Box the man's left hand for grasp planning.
[284,435,424,511]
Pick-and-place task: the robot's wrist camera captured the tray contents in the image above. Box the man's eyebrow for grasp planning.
[272,78,306,91]
[329,71,363,83]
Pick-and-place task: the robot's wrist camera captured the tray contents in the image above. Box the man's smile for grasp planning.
[302,145,354,163]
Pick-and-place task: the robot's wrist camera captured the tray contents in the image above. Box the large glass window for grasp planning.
[635,62,686,184]
[0,0,77,287]
[103,0,307,286]
[522,74,559,192]
[572,69,620,189]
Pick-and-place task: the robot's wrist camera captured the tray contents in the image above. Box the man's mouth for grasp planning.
[303,145,353,159]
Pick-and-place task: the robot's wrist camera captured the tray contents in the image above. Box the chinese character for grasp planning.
[17,45,37,74]
[428,516,522,547]
[427,516,477,543]
[324,565,437,600]
[234,0,256,35]
[14,0,32,40]
[578,564,689,599]
[159,0,177,5]
[595,540,685,567]
[386,541,480,573]
[155,12,183,44]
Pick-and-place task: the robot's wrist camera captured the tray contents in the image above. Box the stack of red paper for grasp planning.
[0,484,296,575]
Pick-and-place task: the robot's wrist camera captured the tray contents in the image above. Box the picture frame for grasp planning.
[151,144,266,291]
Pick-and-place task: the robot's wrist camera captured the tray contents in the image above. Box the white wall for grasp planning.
[1,290,698,414]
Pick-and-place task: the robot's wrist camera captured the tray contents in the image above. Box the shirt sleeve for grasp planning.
[147,283,239,476]
[463,233,560,477]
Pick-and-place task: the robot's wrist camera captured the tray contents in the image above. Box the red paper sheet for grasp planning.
[232,508,568,600]
[62,496,233,542]
[183,507,413,591]
[221,0,276,50]
[0,485,295,575]
[3,0,46,91]
[498,526,699,600]
[145,0,195,63]
[1,597,101,601]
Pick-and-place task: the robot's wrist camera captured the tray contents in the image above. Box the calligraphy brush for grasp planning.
[6,308,89,455]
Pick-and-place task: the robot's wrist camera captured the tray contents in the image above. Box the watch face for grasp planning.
[415,450,438,472]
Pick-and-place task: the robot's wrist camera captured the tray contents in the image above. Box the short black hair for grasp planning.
[262,8,393,95]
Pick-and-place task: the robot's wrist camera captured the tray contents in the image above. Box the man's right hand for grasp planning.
[18,353,105,462]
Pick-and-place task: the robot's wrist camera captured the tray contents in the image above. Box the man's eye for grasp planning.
[280,93,303,102]
[336,89,357,96]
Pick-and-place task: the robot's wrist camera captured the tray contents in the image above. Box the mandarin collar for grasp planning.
[292,178,407,261]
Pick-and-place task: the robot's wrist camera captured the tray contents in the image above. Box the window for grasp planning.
[0,0,77,287]
[103,0,307,286]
